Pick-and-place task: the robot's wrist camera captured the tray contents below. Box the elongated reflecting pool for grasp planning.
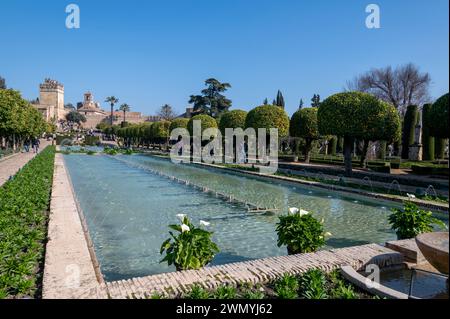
[64,154,447,281]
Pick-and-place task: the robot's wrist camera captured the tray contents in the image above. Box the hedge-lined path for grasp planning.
[0,139,51,187]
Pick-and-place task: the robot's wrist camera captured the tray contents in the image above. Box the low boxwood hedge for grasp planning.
[0,146,55,298]
[411,165,449,176]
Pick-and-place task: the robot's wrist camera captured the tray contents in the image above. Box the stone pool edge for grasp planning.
[42,153,108,299]
[173,158,449,213]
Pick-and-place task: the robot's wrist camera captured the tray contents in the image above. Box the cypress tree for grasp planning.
[311,94,321,107]
[337,136,344,153]
[299,99,304,109]
[422,104,435,161]
[275,90,285,108]
[435,138,446,159]
[328,136,337,156]
[378,141,387,160]
[401,105,418,159]
[263,98,268,105]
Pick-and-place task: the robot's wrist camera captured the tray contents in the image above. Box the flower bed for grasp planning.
[150,269,376,299]
[0,146,55,298]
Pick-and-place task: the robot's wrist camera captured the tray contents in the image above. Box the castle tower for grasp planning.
[39,78,65,120]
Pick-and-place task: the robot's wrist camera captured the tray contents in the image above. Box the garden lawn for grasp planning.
[0,146,55,298]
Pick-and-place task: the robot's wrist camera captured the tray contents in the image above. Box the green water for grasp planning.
[63,154,446,281]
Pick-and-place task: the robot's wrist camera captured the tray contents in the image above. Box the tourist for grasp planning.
[32,138,40,153]
[23,138,30,153]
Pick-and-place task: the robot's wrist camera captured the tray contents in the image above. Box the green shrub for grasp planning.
[368,162,391,174]
[388,201,447,240]
[187,114,218,137]
[429,93,449,138]
[84,135,100,146]
[401,105,419,159]
[245,105,289,137]
[160,215,219,271]
[218,109,247,135]
[169,118,189,133]
[290,108,320,163]
[276,208,328,254]
[274,274,299,299]
[299,269,328,299]
[411,164,448,176]
[0,146,55,298]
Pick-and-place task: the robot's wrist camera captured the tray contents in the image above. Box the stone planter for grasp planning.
[415,232,449,274]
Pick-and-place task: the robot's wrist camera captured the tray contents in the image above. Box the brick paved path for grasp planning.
[0,140,51,187]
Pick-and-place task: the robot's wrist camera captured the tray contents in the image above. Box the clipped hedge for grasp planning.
[0,146,55,298]
[83,135,100,146]
[411,164,449,177]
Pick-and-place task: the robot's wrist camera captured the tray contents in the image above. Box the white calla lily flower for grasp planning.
[406,193,416,199]
[288,207,299,215]
[181,224,190,233]
[176,213,187,221]
[320,218,325,224]
[299,209,309,216]
[200,220,210,227]
[324,232,332,237]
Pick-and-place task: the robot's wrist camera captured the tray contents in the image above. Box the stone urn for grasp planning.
[415,232,449,274]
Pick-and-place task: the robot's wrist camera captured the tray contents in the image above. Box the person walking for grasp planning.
[32,138,40,153]
[24,138,30,152]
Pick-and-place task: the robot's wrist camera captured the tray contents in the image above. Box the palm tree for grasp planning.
[105,96,119,125]
[119,103,131,125]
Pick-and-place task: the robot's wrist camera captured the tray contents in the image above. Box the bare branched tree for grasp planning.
[158,104,177,120]
[346,63,431,114]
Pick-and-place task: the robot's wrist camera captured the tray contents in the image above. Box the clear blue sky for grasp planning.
[1,0,448,116]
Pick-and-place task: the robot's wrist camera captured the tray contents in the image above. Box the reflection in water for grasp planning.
[63,154,446,282]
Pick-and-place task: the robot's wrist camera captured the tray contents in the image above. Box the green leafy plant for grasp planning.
[103,148,118,155]
[299,269,328,299]
[160,215,219,271]
[388,201,447,239]
[214,285,237,299]
[274,274,299,299]
[276,208,330,254]
[241,288,265,299]
[185,284,211,299]
[0,146,55,298]
[328,270,357,299]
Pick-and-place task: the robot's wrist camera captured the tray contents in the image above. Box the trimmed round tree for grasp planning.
[169,118,189,133]
[429,93,449,138]
[318,92,400,176]
[290,108,320,163]
[245,105,289,137]
[218,109,247,134]
[152,121,171,148]
[187,114,218,142]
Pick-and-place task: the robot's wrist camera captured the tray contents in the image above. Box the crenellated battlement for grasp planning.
[39,78,64,91]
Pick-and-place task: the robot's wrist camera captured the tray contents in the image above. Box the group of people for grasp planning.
[23,138,41,153]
